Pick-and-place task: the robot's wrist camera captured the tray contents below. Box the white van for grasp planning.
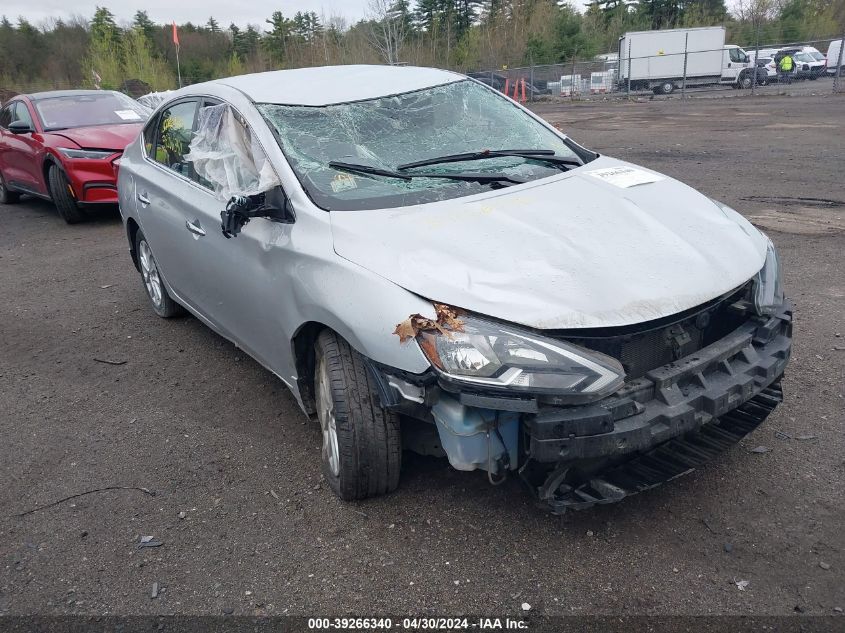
[827,39,845,76]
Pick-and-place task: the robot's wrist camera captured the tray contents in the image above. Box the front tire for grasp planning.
[0,170,21,204]
[134,229,183,318]
[48,165,84,224]
[314,330,401,500]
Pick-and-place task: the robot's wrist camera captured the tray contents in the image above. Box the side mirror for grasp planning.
[220,187,295,238]
[261,186,296,224]
[9,121,33,135]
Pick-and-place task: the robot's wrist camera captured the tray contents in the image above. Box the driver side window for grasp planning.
[729,48,743,63]
[14,102,34,128]
[153,100,198,178]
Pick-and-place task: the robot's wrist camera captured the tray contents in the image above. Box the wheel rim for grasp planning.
[138,240,164,309]
[316,357,340,477]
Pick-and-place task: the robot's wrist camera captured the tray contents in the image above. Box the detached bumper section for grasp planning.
[525,305,791,465]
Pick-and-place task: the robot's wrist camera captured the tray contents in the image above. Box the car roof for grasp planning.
[189,65,466,106]
[26,89,117,101]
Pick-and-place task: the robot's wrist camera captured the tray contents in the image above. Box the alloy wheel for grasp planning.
[138,240,164,309]
[316,357,340,477]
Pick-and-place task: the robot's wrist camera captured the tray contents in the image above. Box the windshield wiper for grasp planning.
[396,149,582,171]
[328,161,526,185]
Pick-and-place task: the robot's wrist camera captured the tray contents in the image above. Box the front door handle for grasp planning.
[185,219,206,237]
[137,192,150,206]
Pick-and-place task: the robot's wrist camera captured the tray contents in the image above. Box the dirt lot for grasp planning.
[1,93,843,618]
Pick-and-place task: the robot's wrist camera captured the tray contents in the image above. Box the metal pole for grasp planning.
[530,56,535,103]
[682,33,688,99]
[626,39,632,97]
[834,33,845,94]
[571,53,577,100]
[176,44,183,88]
[751,20,760,95]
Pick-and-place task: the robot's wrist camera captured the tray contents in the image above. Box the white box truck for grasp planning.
[618,26,753,94]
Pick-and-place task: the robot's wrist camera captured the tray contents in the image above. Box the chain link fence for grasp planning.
[471,36,845,103]
[3,35,844,107]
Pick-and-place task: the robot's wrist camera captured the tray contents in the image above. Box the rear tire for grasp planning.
[314,329,401,501]
[48,165,84,224]
[655,81,674,95]
[0,171,20,204]
[134,229,183,318]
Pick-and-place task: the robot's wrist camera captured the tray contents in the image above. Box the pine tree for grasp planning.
[133,10,155,41]
[207,16,221,34]
[91,7,119,45]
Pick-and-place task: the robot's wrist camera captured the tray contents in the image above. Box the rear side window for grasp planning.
[152,100,198,178]
[0,104,12,129]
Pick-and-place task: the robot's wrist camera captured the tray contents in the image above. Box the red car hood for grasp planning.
[48,123,142,152]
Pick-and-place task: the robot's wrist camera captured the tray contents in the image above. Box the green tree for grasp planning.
[82,7,122,89]
[264,11,292,64]
[122,27,175,90]
[133,10,155,41]
[91,6,119,44]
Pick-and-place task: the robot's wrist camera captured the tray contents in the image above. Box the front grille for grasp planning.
[553,283,752,379]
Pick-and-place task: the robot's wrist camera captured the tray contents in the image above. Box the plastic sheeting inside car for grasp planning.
[186,104,280,201]
[136,91,174,109]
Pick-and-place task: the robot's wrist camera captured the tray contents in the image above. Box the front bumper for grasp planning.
[63,156,121,204]
[524,304,791,464]
[519,302,791,510]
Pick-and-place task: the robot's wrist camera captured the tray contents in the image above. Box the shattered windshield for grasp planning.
[257,80,588,211]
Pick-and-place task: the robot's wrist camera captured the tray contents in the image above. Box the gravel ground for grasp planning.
[0,92,843,618]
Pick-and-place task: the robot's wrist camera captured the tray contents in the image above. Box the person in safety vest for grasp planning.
[779,53,794,84]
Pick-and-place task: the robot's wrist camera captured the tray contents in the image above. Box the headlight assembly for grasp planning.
[753,238,784,316]
[57,148,114,160]
[417,313,625,401]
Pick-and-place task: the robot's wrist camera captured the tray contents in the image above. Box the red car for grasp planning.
[0,90,149,223]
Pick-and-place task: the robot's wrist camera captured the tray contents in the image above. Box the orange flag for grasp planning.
[172,22,179,46]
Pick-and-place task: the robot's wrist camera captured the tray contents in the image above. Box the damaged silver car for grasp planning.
[117,65,791,511]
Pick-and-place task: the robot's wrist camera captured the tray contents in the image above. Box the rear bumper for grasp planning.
[524,303,791,464]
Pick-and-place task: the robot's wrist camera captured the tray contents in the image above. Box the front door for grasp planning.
[0,101,42,193]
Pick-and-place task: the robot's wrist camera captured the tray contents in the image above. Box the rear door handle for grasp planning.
[137,192,150,206]
[185,219,206,237]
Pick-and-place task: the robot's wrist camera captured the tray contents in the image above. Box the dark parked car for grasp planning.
[0,90,149,223]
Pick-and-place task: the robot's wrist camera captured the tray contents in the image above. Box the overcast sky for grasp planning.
[3,0,371,29]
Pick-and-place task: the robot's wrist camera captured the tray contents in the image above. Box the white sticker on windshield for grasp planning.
[587,166,664,188]
[114,110,142,121]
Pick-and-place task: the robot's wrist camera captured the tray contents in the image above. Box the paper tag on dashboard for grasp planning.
[115,110,142,121]
[587,166,664,188]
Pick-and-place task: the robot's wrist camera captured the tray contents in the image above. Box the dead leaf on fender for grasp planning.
[394,303,465,343]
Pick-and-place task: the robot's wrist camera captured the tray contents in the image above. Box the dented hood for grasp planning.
[48,123,142,152]
[330,157,768,329]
